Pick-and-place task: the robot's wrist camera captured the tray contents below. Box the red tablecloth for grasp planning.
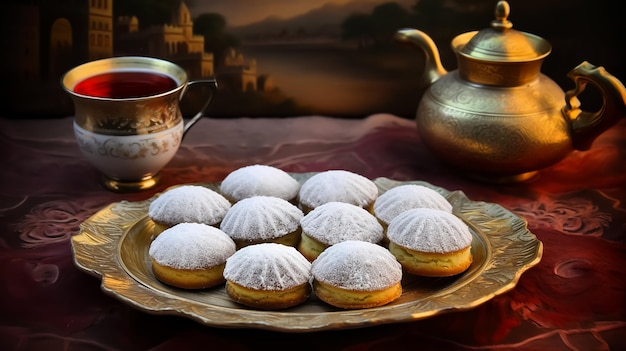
[1,114,625,350]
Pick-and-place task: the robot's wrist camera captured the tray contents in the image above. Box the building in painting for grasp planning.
[215,49,275,93]
[4,0,113,83]
[217,48,258,92]
[115,1,215,79]
[45,0,114,77]
[115,1,267,92]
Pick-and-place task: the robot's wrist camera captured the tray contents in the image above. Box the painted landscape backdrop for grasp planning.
[3,0,624,119]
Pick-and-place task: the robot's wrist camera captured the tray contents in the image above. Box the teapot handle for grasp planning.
[180,79,218,138]
[563,62,626,151]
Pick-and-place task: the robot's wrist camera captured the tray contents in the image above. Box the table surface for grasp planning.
[1,114,625,351]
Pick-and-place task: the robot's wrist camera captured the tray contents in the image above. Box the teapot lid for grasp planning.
[455,1,551,62]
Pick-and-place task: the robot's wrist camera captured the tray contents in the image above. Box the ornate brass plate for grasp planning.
[71,174,543,332]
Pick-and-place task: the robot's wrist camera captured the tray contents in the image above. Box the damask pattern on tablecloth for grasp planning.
[509,189,625,242]
[12,198,111,249]
[512,194,611,237]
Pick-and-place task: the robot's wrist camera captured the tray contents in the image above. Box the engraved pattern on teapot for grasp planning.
[429,73,559,114]
[473,62,505,83]
[419,102,530,162]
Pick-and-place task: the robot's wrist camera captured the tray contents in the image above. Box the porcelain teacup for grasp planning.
[61,56,216,192]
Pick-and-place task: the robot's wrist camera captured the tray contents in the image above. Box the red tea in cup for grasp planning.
[73,71,178,99]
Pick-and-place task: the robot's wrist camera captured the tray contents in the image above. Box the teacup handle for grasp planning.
[181,79,218,137]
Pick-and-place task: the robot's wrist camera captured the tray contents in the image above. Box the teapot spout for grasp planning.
[563,61,626,151]
[395,29,447,86]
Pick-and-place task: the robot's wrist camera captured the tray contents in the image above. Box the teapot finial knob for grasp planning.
[491,1,513,30]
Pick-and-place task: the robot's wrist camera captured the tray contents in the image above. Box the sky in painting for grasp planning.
[188,0,415,27]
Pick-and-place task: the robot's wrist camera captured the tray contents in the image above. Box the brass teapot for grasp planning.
[396,1,626,182]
